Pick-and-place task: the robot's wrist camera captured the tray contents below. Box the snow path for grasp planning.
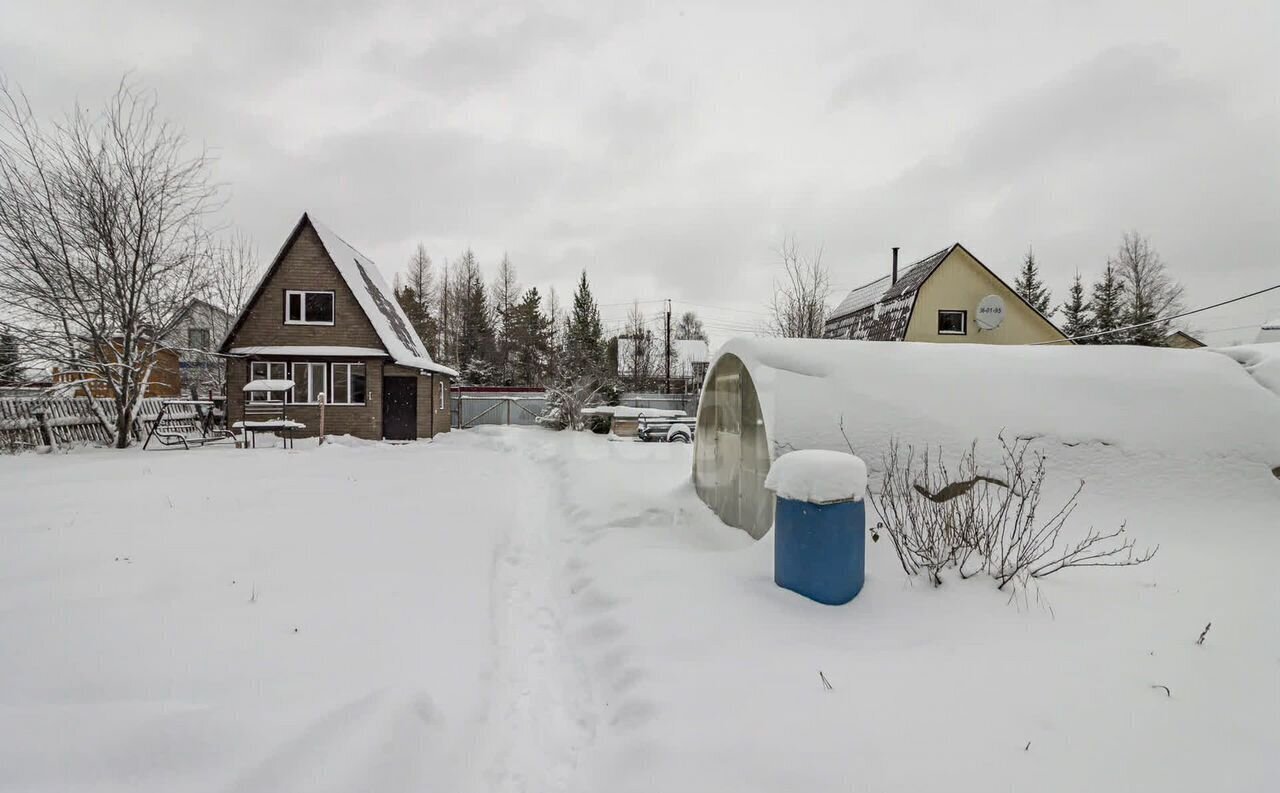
[470,431,599,793]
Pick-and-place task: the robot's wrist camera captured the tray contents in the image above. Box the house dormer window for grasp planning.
[285,290,335,325]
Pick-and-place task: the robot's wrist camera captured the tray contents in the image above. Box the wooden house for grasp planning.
[823,244,1067,344]
[218,213,456,441]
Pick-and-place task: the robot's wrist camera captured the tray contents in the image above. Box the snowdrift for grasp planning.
[695,338,1280,537]
[1211,342,1280,399]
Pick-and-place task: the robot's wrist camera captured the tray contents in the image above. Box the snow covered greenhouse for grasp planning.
[692,337,1280,539]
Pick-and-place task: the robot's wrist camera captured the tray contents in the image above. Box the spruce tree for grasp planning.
[508,287,552,385]
[454,250,496,382]
[1059,272,1093,341]
[1089,262,1125,344]
[563,271,605,382]
[1014,247,1053,316]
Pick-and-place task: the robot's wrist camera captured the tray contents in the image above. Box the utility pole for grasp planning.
[664,298,671,395]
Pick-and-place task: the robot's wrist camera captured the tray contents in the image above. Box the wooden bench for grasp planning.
[142,400,236,450]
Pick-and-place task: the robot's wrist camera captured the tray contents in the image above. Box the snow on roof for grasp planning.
[616,338,710,376]
[710,337,1280,468]
[230,346,389,357]
[824,246,953,340]
[581,405,686,418]
[1257,319,1280,343]
[308,218,458,378]
[243,379,295,392]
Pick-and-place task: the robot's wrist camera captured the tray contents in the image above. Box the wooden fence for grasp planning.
[0,396,166,451]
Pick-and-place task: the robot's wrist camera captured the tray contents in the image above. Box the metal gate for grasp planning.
[453,394,547,429]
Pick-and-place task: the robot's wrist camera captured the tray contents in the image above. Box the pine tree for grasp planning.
[563,271,605,383]
[1014,247,1053,316]
[1088,262,1125,344]
[507,287,552,385]
[1059,271,1093,341]
[454,249,496,382]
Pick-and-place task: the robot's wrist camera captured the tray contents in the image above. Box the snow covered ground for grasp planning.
[2,426,1279,792]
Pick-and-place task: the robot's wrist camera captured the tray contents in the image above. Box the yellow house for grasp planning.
[824,243,1067,344]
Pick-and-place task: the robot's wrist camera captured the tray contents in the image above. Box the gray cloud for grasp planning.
[1,0,1276,345]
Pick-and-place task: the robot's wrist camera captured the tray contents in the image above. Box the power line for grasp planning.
[1036,281,1280,345]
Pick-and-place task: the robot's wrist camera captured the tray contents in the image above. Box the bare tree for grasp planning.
[0,77,218,446]
[769,234,831,338]
[674,310,708,341]
[205,231,259,323]
[619,301,657,390]
[1110,232,1185,346]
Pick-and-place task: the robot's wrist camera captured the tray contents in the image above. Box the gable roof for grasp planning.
[824,246,953,341]
[219,213,457,377]
[824,243,1067,343]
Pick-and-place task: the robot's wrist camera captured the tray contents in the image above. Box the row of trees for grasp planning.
[394,246,710,389]
[1016,232,1186,344]
[393,248,617,387]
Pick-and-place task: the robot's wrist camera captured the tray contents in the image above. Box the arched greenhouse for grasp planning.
[693,338,1280,539]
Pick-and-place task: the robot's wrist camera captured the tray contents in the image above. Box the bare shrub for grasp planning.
[854,429,1157,591]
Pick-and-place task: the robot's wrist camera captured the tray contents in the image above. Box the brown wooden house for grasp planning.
[218,213,456,440]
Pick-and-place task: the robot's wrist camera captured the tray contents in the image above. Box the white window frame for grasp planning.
[283,290,335,326]
[289,362,327,404]
[438,379,445,411]
[330,362,367,405]
[248,361,287,402]
[938,309,967,336]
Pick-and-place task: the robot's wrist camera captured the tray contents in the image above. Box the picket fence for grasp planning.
[0,396,166,450]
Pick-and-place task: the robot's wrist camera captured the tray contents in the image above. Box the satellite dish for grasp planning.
[976,294,1005,330]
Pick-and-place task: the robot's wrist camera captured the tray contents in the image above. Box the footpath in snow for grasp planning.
[2,426,1279,792]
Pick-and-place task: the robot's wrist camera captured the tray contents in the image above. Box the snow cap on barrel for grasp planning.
[765,449,868,504]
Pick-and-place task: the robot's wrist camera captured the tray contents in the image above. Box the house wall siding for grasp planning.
[905,248,1066,344]
[226,356,385,439]
[226,224,384,350]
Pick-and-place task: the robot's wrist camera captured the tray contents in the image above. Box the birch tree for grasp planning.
[769,235,830,338]
[0,77,218,446]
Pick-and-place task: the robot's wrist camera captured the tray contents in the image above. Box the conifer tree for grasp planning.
[454,249,496,382]
[508,287,552,385]
[563,271,605,382]
[1088,262,1125,344]
[1059,271,1093,341]
[1014,247,1053,316]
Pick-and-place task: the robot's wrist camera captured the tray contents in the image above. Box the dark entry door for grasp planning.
[382,377,417,440]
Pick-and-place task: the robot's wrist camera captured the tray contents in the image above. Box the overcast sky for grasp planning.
[3,0,1277,345]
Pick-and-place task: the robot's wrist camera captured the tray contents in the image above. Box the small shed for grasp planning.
[1258,319,1280,344]
[693,337,1280,539]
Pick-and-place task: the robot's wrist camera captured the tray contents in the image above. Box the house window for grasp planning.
[284,290,335,325]
[938,310,967,335]
[438,379,445,411]
[290,362,327,403]
[188,327,211,350]
[330,363,367,405]
[249,361,287,402]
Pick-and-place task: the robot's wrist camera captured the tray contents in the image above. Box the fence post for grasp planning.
[317,393,326,444]
[34,409,57,450]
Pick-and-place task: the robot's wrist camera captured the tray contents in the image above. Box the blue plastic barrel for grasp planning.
[774,496,865,605]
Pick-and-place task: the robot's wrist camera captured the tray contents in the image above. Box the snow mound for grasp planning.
[1210,342,1280,399]
[764,449,867,503]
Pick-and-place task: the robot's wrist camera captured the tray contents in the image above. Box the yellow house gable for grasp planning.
[904,245,1067,344]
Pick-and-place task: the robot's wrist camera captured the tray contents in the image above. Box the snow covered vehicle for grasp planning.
[636,415,697,443]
